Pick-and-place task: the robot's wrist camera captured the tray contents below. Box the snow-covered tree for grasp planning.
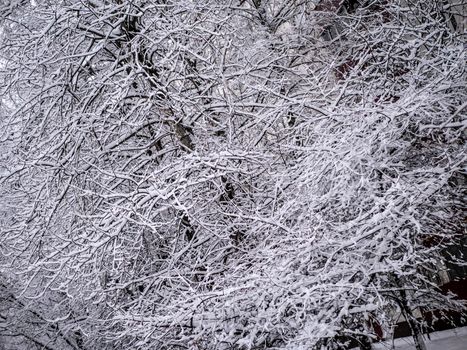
[1,0,465,349]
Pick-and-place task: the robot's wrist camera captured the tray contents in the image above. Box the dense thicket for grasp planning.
[0,1,466,349]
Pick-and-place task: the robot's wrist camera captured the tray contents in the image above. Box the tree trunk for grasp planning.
[398,290,427,350]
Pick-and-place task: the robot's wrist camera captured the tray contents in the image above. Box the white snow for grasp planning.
[372,327,467,350]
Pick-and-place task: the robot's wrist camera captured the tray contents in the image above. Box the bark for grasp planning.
[398,290,427,350]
